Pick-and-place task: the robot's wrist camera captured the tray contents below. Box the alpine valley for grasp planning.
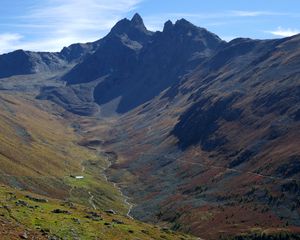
[0,13,300,240]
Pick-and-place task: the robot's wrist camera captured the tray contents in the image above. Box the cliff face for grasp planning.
[61,15,224,113]
[0,50,64,78]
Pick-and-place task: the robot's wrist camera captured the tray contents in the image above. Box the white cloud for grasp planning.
[0,0,142,53]
[152,10,284,21]
[0,33,24,53]
[0,33,78,53]
[143,10,287,32]
[221,36,237,42]
[231,10,283,17]
[267,26,299,37]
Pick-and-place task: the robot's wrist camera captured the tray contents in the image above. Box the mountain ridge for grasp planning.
[61,14,225,113]
[0,13,300,240]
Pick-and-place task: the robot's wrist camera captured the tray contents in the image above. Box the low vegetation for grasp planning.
[0,185,196,239]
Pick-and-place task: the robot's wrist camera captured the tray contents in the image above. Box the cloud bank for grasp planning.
[267,26,299,37]
[0,0,142,53]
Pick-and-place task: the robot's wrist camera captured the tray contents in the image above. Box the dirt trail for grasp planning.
[102,155,134,219]
[71,154,134,218]
[171,157,298,182]
[81,162,98,210]
[88,191,97,210]
[66,160,97,210]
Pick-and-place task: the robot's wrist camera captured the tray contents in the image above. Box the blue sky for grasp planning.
[0,0,299,53]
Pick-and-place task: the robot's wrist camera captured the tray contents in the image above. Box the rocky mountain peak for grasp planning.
[110,13,150,36]
[161,18,223,51]
[175,18,194,27]
[130,13,146,30]
[163,20,174,32]
[163,18,198,33]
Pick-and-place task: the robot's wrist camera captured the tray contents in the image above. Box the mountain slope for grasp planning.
[0,184,196,240]
[62,13,154,85]
[0,91,199,239]
[0,13,300,240]
[0,38,101,79]
[59,14,224,114]
[92,34,300,239]
[0,93,127,211]
[0,50,65,78]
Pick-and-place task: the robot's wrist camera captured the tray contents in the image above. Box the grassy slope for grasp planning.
[80,91,300,239]
[0,93,126,211]
[0,184,196,240]
[0,92,196,239]
[0,93,86,178]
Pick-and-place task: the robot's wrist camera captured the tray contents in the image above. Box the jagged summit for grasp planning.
[62,13,224,96]
[110,13,150,35]
[131,13,144,26]
[163,20,173,32]
[174,18,210,34]
[163,18,211,35]
[130,13,148,32]
[175,18,195,27]
[163,18,197,32]
[2,10,300,240]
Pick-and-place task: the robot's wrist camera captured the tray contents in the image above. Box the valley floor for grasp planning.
[0,69,300,239]
[0,91,197,239]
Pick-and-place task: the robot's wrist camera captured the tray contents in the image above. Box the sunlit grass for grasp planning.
[0,185,196,240]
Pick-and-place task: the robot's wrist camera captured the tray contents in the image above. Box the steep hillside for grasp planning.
[1,13,300,240]
[42,14,224,114]
[0,91,200,239]
[56,23,300,240]
[91,34,300,239]
[0,184,196,240]
[0,92,132,213]
[0,38,101,79]
[0,50,65,78]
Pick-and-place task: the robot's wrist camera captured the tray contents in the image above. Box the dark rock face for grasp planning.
[25,195,48,203]
[171,34,300,151]
[63,15,224,113]
[172,94,241,150]
[294,109,300,121]
[276,155,300,178]
[0,38,100,79]
[62,14,153,86]
[93,19,224,113]
[228,149,255,168]
[37,86,99,116]
[59,42,100,62]
[281,181,300,195]
[254,87,300,117]
[85,211,103,221]
[0,50,34,78]
[51,209,71,214]
[3,14,224,115]
[0,50,67,78]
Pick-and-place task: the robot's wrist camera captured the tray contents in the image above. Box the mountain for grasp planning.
[59,41,101,62]
[62,13,153,85]
[0,40,101,79]
[0,66,195,240]
[59,14,224,113]
[0,13,300,240]
[0,50,65,78]
[97,33,300,239]
[172,36,300,151]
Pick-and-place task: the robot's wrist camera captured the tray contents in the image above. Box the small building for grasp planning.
[75,176,84,179]
[70,175,84,179]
